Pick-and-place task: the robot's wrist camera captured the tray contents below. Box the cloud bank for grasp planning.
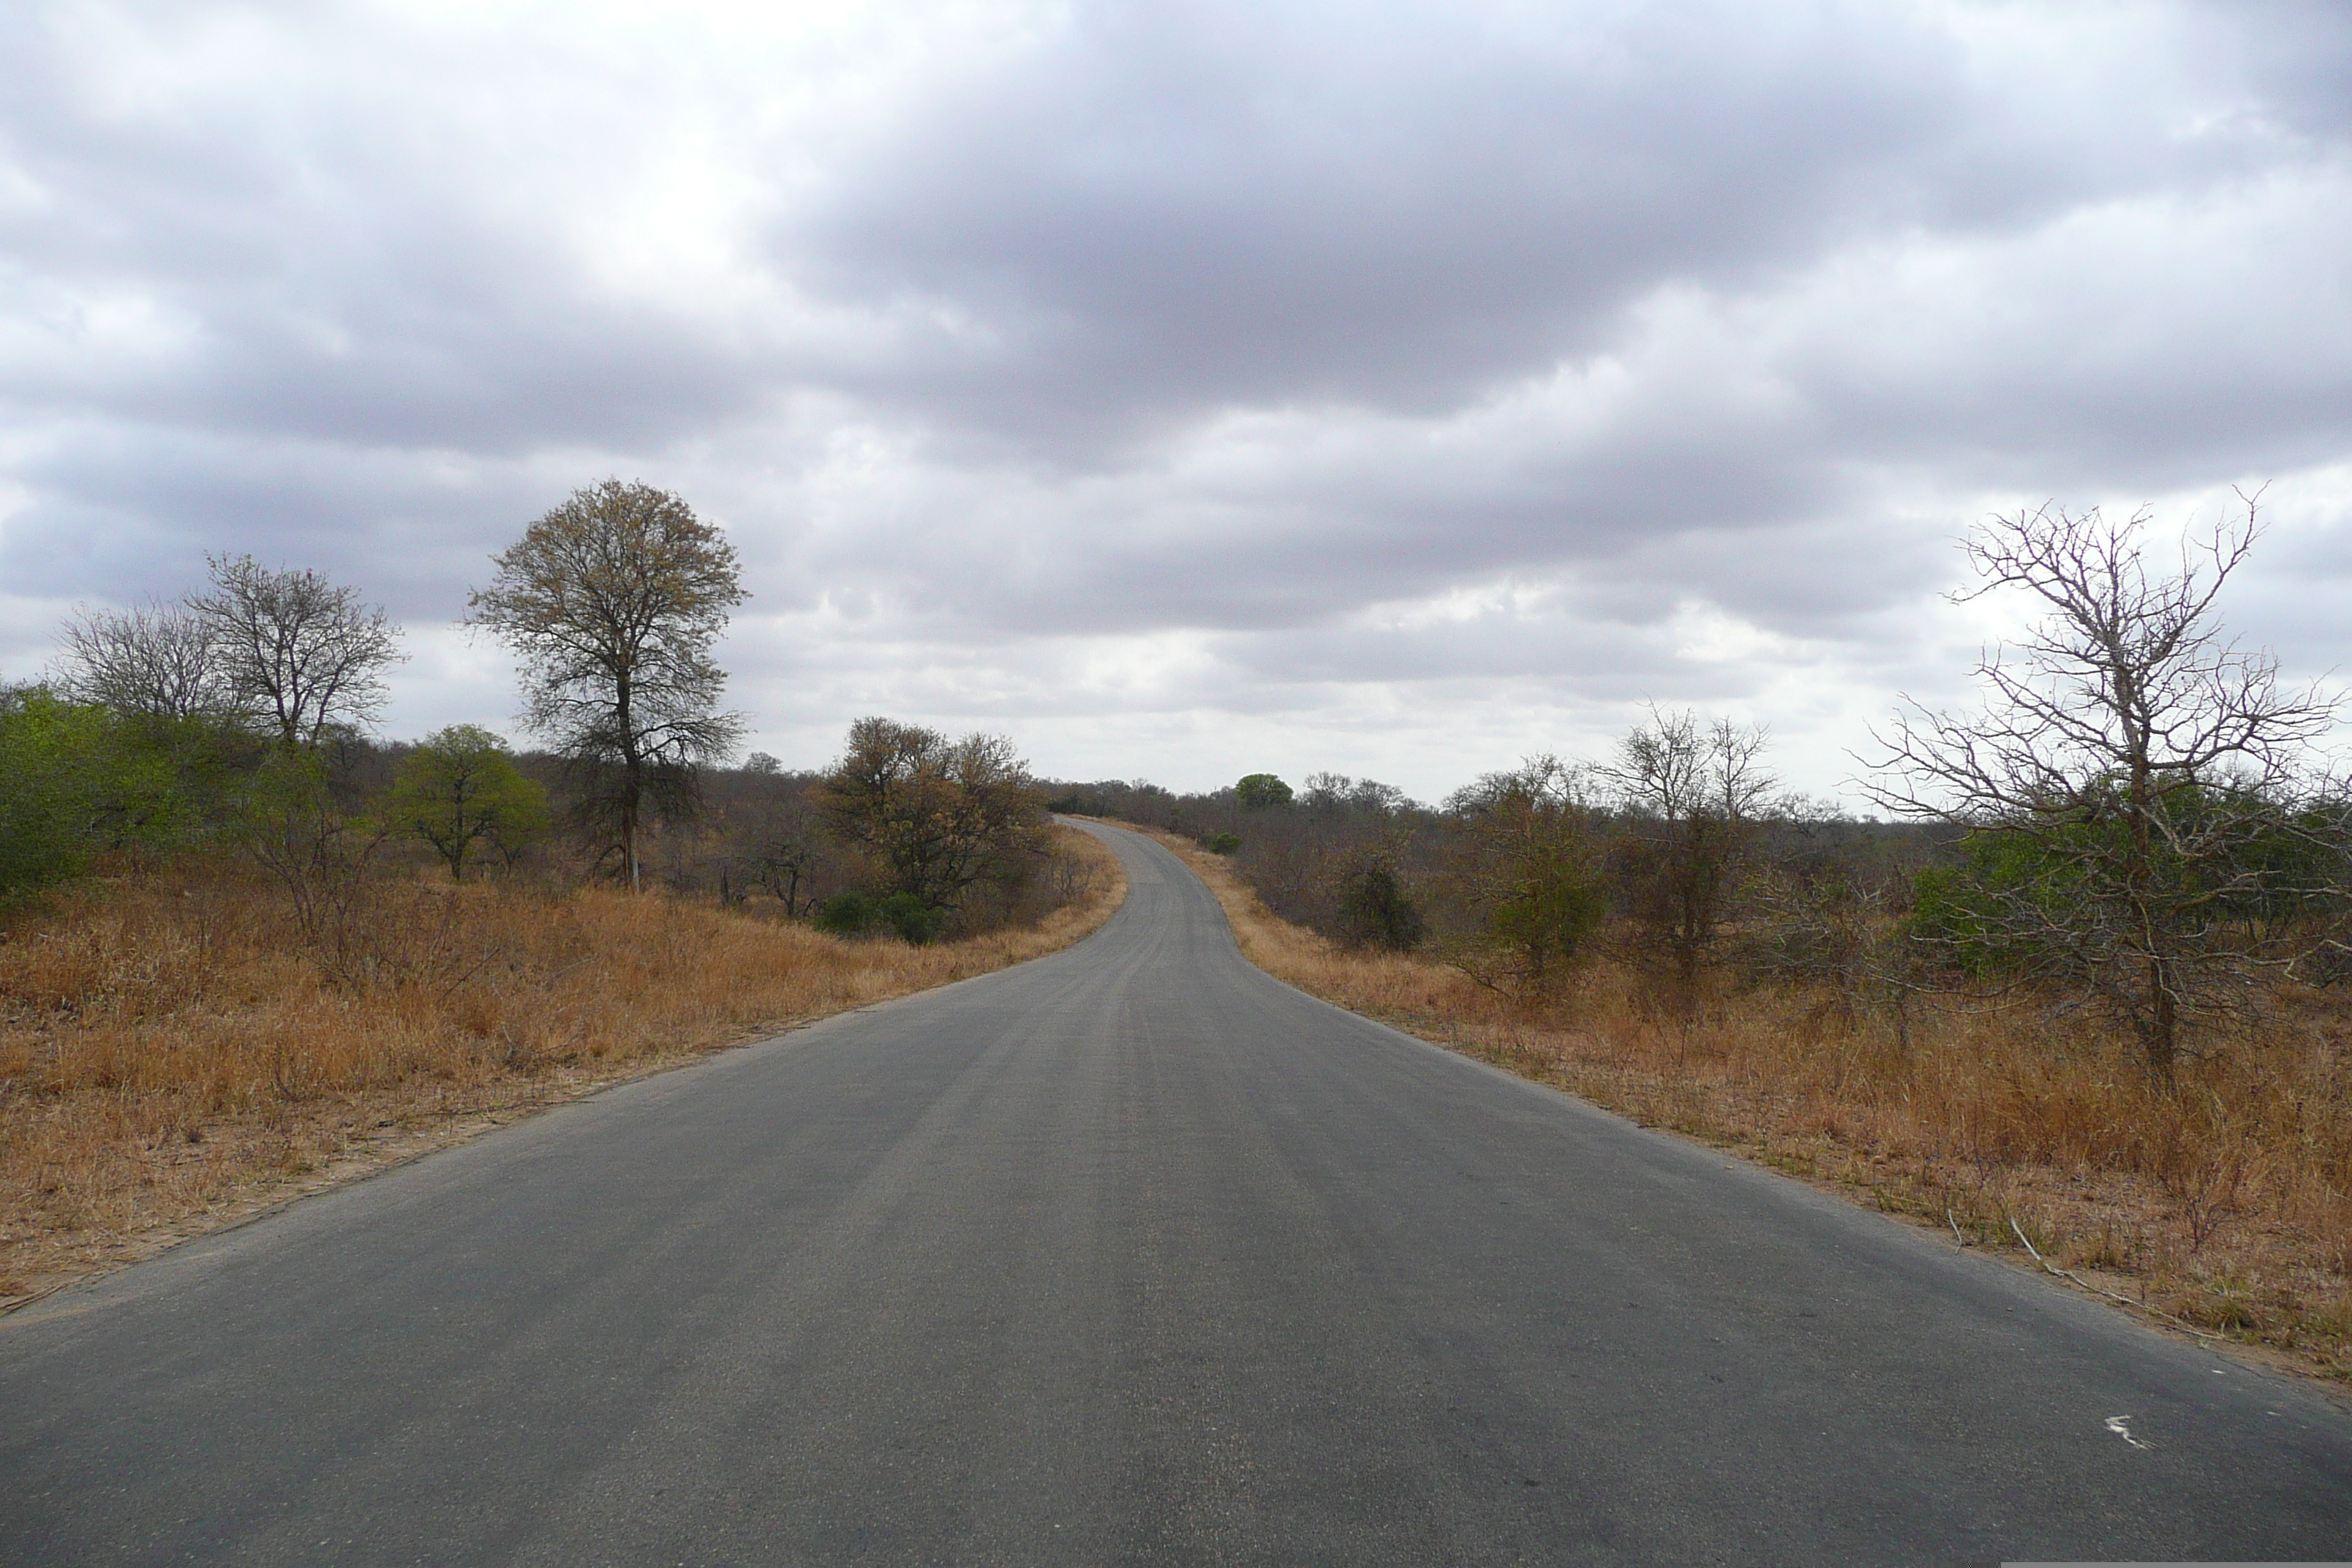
[4,0,2348,799]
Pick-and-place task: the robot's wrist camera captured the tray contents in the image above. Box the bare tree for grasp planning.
[467,480,747,890]
[745,793,825,914]
[1600,706,1776,990]
[710,766,831,915]
[53,600,230,720]
[188,555,402,747]
[1866,494,2342,1080]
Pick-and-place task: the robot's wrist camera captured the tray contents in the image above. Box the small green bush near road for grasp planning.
[813,889,941,944]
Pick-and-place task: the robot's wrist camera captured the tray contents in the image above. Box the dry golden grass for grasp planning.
[0,824,1125,1305]
[1153,829,2352,1384]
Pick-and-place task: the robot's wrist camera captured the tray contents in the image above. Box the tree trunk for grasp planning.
[617,669,641,893]
[2146,951,2178,1084]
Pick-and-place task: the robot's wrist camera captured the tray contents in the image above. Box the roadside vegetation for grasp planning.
[1061,500,2352,1381]
[1,483,1123,1305]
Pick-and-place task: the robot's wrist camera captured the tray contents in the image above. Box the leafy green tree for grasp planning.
[385,725,551,879]
[1235,772,1294,810]
[468,480,747,890]
[0,687,109,897]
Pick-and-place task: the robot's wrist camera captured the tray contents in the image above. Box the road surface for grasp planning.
[4,821,2348,1564]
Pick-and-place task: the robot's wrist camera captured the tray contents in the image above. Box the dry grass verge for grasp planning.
[1150,829,2352,1387]
[0,824,1125,1307]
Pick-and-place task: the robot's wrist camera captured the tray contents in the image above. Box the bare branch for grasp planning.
[187,556,403,747]
[53,600,233,721]
[1861,496,2344,1079]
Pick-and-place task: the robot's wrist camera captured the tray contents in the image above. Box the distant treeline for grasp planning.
[1051,720,2351,1072]
[2,486,1071,952]
[1044,737,1967,1003]
[0,693,1071,948]
[10,490,2349,1071]
[1046,500,2352,1083]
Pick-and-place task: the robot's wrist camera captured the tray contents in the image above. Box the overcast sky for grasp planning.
[4,0,2348,803]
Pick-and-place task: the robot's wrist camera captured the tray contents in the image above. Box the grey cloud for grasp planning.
[0,8,781,458]
[770,353,1907,644]
[3,0,2348,792]
[1763,199,2352,492]
[1,419,570,612]
[2196,0,2352,143]
[781,0,2279,449]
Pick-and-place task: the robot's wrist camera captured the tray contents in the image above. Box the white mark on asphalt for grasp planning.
[2105,1416,2148,1449]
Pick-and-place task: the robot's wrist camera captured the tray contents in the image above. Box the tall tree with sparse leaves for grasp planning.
[467,480,746,890]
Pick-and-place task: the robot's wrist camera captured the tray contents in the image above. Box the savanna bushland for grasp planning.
[1,488,1121,1303]
[1055,501,2352,1380]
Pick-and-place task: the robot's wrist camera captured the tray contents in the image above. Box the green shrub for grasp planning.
[1199,830,1241,854]
[813,892,872,935]
[1907,825,2122,978]
[876,891,941,945]
[1482,856,1606,972]
[0,686,246,900]
[1337,861,1425,951]
[810,889,941,944]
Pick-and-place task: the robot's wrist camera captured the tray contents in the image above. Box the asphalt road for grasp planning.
[4,821,2349,1566]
